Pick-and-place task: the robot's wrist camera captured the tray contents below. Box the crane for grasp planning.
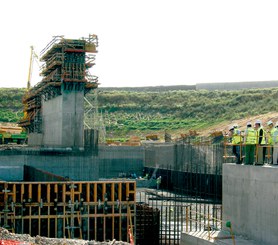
[27,46,39,90]
[20,46,39,127]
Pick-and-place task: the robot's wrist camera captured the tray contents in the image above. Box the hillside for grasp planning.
[0,88,25,122]
[92,87,278,139]
[1,86,278,139]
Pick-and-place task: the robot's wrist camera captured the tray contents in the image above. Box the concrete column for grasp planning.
[41,89,84,148]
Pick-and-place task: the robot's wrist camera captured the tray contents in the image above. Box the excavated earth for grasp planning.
[0,228,131,245]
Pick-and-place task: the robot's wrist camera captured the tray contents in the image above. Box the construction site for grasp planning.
[0,34,277,245]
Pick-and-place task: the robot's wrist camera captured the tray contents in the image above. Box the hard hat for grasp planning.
[267,120,273,126]
[233,123,238,128]
[246,122,252,126]
[255,119,261,125]
[229,126,234,131]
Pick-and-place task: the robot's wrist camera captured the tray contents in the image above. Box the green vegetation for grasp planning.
[92,87,278,137]
[0,88,25,122]
[1,87,278,138]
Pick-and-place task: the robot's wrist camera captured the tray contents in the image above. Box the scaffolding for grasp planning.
[84,89,106,144]
[18,34,99,133]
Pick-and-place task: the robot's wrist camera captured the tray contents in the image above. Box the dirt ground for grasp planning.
[0,228,131,245]
[200,112,278,136]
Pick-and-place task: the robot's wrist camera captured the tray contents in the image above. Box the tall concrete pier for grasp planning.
[42,88,85,148]
[19,35,98,149]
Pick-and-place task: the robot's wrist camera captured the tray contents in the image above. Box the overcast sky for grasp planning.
[1,0,278,88]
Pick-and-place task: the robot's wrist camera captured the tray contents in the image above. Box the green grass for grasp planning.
[1,87,278,138]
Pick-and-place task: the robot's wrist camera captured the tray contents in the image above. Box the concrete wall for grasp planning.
[61,90,84,148]
[0,151,98,181]
[0,165,24,181]
[144,143,223,174]
[24,165,69,181]
[42,90,84,148]
[223,164,278,245]
[98,146,144,178]
[28,133,43,146]
[42,96,63,146]
[0,146,144,181]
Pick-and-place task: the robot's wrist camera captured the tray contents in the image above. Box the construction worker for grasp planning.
[272,122,278,165]
[244,122,256,165]
[229,126,242,164]
[156,176,162,190]
[254,120,266,165]
[266,120,276,164]
[233,124,243,163]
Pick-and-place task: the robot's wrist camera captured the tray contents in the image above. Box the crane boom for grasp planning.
[27,46,38,90]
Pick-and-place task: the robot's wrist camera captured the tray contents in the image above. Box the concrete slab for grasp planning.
[180,231,260,245]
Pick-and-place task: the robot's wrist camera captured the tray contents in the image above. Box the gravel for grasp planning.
[0,228,131,245]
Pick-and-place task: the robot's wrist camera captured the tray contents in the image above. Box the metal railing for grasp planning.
[184,206,235,244]
[223,136,275,165]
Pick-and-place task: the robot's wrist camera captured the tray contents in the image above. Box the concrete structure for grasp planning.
[19,35,99,149]
[144,142,223,173]
[42,90,84,148]
[180,231,260,245]
[180,163,278,245]
[0,145,144,181]
[223,164,278,245]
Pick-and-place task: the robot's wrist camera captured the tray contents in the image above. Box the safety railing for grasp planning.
[184,206,235,244]
[223,136,274,165]
[40,35,64,58]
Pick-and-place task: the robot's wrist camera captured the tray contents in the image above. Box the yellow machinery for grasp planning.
[0,126,26,144]
[27,46,39,91]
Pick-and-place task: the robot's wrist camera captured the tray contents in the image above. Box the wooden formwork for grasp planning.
[0,181,136,242]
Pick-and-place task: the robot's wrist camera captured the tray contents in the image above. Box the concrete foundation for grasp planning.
[223,164,278,245]
[180,231,260,245]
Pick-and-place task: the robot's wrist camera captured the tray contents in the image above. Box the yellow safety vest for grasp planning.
[268,127,276,145]
[256,127,266,144]
[245,128,256,145]
[272,128,278,144]
[232,129,242,144]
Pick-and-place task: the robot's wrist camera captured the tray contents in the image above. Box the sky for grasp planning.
[1,0,278,88]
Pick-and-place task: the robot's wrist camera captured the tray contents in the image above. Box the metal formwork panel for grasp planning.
[0,181,136,242]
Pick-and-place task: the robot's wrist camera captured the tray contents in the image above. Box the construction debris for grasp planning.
[0,228,131,245]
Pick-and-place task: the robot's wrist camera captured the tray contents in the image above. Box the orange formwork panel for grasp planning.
[0,181,136,242]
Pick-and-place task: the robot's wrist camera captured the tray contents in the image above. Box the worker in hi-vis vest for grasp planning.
[254,120,266,165]
[266,120,276,164]
[272,122,278,165]
[229,125,242,164]
[244,122,256,165]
